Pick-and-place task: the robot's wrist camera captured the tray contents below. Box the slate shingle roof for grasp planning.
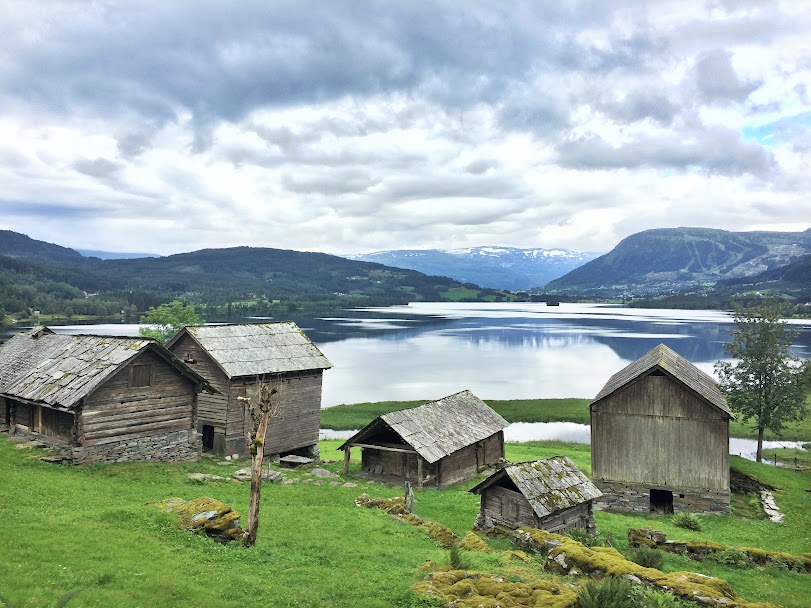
[470,456,602,519]
[591,343,730,415]
[0,328,210,409]
[339,389,508,464]
[172,322,332,378]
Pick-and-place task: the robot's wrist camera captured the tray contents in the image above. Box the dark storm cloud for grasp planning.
[557,126,774,177]
[0,200,107,219]
[0,1,658,129]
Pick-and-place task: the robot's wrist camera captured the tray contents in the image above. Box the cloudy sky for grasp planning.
[1,1,810,256]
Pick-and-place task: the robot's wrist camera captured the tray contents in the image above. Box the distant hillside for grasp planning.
[77,249,160,260]
[0,230,85,265]
[0,231,504,319]
[348,246,601,290]
[546,227,811,297]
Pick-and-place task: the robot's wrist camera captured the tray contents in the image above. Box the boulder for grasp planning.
[156,497,243,542]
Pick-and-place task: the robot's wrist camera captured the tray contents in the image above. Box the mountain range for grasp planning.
[545,227,811,297]
[347,246,602,290]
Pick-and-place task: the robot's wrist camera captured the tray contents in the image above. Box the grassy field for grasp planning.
[322,397,811,442]
[1,436,809,608]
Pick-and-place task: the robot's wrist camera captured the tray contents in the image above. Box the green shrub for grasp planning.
[712,548,752,568]
[629,586,690,607]
[627,545,665,570]
[672,512,703,531]
[567,527,599,547]
[448,544,471,570]
[574,578,637,608]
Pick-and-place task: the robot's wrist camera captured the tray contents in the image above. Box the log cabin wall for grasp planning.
[591,374,729,493]
[229,371,323,458]
[0,396,8,428]
[169,333,229,452]
[74,349,199,463]
[478,484,538,529]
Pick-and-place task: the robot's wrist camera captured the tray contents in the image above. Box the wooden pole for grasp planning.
[343,447,351,475]
[417,457,423,489]
[404,481,414,513]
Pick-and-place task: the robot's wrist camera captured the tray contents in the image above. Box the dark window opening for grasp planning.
[650,489,673,514]
[130,364,153,388]
[649,369,666,376]
[201,424,214,451]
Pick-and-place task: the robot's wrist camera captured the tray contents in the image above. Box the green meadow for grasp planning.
[1,435,809,608]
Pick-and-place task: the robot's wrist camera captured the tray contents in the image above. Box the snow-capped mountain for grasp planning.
[346,246,602,290]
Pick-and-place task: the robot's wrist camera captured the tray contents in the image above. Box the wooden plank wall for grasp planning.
[233,372,323,456]
[169,334,229,432]
[0,397,7,426]
[79,350,196,446]
[480,485,537,528]
[592,375,729,491]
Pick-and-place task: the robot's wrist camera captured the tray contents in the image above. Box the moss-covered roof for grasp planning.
[470,456,602,518]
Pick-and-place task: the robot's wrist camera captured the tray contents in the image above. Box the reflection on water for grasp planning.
[11,303,811,408]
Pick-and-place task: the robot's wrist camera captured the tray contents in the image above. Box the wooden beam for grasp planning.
[349,443,417,454]
[417,457,424,489]
[343,447,351,475]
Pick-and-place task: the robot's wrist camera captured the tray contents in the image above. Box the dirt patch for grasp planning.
[730,469,775,494]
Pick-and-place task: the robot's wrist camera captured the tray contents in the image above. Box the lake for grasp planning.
[14,302,811,407]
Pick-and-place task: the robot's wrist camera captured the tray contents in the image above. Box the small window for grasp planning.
[130,364,153,388]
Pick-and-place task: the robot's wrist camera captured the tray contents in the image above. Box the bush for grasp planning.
[672,512,703,531]
[629,586,689,607]
[627,545,665,570]
[574,578,637,608]
[448,544,471,570]
[567,527,599,547]
[711,548,752,568]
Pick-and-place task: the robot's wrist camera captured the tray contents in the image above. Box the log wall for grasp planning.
[77,349,198,460]
[475,485,596,534]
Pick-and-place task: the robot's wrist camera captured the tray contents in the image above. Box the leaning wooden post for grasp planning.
[417,457,424,489]
[404,481,414,513]
[343,446,351,475]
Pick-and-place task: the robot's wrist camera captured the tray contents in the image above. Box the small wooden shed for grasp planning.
[338,390,507,488]
[167,322,332,458]
[470,456,602,534]
[0,327,209,463]
[590,344,732,515]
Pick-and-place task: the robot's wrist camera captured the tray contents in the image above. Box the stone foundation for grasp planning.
[14,428,200,464]
[593,479,730,515]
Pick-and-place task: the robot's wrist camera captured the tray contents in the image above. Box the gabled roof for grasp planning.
[590,343,730,415]
[168,322,332,379]
[469,456,602,519]
[339,389,508,464]
[0,329,212,409]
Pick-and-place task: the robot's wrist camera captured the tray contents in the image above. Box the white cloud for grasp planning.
[0,0,809,256]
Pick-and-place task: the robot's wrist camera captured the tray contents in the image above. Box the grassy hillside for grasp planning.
[1,437,808,607]
[546,227,811,298]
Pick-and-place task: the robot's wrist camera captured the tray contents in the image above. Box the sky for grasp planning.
[1,1,810,257]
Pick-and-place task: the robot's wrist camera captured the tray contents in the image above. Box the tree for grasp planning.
[715,301,807,462]
[139,300,202,343]
[239,382,280,547]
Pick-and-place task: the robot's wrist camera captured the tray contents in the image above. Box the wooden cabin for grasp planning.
[590,344,732,515]
[338,390,508,488]
[0,327,209,463]
[470,456,602,534]
[167,322,332,458]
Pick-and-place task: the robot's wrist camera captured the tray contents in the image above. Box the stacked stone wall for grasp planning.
[32,429,200,464]
[593,479,730,515]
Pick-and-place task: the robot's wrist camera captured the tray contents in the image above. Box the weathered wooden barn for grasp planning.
[167,322,331,458]
[590,344,732,515]
[0,327,209,463]
[338,390,508,488]
[470,456,602,534]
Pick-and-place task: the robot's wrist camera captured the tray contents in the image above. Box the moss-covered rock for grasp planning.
[156,496,243,542]
[459,531,490,552]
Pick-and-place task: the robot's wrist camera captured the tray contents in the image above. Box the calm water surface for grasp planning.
[19,303,811,407]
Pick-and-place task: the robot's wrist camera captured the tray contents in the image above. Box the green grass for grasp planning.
[323,396,811,442]
[438,286,480,301]
[1,438,809,607]
[321,398,591,430]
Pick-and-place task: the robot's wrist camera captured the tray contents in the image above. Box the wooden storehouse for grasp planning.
[590,344,732,515]
[338,390,508,488]
[0,327,210,463]
[167,322,332,458]
[470,456,602,534]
